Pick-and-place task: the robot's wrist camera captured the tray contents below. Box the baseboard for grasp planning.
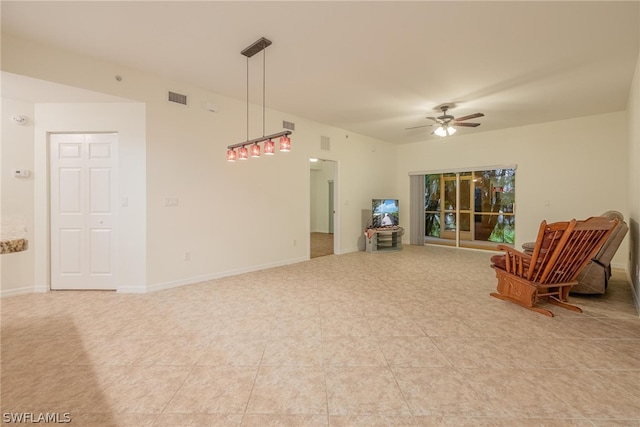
[626,270,640,317]
[116,285,147,294]
[611,262,628,271]
[143,255,308,294]
[2,257,310,296]
[0,286,38,298]
[335,246,359,255]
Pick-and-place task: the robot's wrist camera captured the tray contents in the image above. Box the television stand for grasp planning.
[364,227,403,252]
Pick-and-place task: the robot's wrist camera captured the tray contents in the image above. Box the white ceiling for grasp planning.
[2,1,639,144]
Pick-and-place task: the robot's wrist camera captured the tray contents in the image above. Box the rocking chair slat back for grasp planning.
[529,220,574,282]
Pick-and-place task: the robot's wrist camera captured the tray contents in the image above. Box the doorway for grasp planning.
[424,168,516,250]
[50,133,118,290]
[310,159,337,258]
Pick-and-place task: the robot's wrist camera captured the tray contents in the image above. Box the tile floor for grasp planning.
[1,245,639,426]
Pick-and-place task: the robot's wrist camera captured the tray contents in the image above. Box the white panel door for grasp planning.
[50,133,117,290]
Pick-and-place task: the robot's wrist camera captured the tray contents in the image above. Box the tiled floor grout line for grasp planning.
[239,340,266,425]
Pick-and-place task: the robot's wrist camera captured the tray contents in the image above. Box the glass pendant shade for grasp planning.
[434,126,447,137]
[226,148,237,162]
[279,135,291,152]
[238,146,249,160]
[447,126,456,136]
[264,139,275,155]
[250,143,261,157]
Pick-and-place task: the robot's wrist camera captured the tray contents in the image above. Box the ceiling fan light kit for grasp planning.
[405,105,484,138]
[434,125,456,137]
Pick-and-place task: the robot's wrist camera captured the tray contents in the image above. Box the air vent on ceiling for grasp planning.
[168,91,188,106]
[320,136,330,151]
[283,120,295,131]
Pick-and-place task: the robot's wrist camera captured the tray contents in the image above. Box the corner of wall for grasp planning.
[627,49,640,312]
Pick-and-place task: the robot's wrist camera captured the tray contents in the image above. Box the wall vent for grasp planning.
[283,120,295,130]
[320,136,330,151]
[168,91,188,106]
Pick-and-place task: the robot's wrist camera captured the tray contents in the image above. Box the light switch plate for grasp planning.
[14,170,31,178]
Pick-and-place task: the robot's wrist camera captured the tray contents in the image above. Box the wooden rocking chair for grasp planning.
[490,216,619,317]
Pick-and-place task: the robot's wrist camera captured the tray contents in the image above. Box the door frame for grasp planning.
[308,158,339,258]
[30,102,146,295]
[328,180,334,234]
[48,132,119,290]
[422,166,517,250]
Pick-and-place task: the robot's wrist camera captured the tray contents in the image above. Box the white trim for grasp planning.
[49,132,119,290]
[308,157,341,258]
[408,164,517,176]
[116,285,147,294]
[424,243,499,254]
[335,246,359,255]
[138,256,309,294]
[611,262,629,271]
[0,286,37,298]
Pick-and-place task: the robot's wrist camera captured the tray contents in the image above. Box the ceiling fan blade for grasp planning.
[425,117,442,123]
[454,122,481,127]
[454,112,484,122]
[405,124,433,130]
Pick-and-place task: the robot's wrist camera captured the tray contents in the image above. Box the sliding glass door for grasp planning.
[424,168,515,249]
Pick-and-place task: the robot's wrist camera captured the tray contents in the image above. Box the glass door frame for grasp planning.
[421,165,516,250]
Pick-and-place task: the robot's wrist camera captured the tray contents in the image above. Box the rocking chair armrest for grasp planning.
[495,245,532,275]
[496,245,531,260]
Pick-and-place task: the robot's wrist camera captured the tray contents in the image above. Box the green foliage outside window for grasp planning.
[424,169,515,244]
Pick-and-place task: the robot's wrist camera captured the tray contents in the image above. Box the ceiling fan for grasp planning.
[406,105,484,137]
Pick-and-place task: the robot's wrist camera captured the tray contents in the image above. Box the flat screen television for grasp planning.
[372,199,399,228]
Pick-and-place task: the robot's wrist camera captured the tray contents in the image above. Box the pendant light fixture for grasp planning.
[264,139,275,155]
[250,142,261,157]
[280,135,291,152]
[227,37,292,162]
[238,146,249,160]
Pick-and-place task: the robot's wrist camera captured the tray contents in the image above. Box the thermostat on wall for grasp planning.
[14,170,31,178]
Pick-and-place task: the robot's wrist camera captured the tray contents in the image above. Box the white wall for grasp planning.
[396,112,630,269]
[1,98,147,296]
[1,98,36,296]
[1,32,633,296]
[1,34,396,294]
[627,51,640,305]
[33,103,147,293]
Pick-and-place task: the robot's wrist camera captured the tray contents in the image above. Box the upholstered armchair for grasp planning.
[522,211,628,294]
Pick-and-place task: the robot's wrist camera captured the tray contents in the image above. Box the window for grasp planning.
[424,168,516,249]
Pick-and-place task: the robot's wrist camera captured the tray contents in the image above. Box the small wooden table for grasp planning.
[364,227,403,252]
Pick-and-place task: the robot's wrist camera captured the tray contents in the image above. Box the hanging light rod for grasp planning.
[227,130,291,150]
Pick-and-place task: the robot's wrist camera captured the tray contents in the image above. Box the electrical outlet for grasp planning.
[165,197,179,207]
[184,251,191,261]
